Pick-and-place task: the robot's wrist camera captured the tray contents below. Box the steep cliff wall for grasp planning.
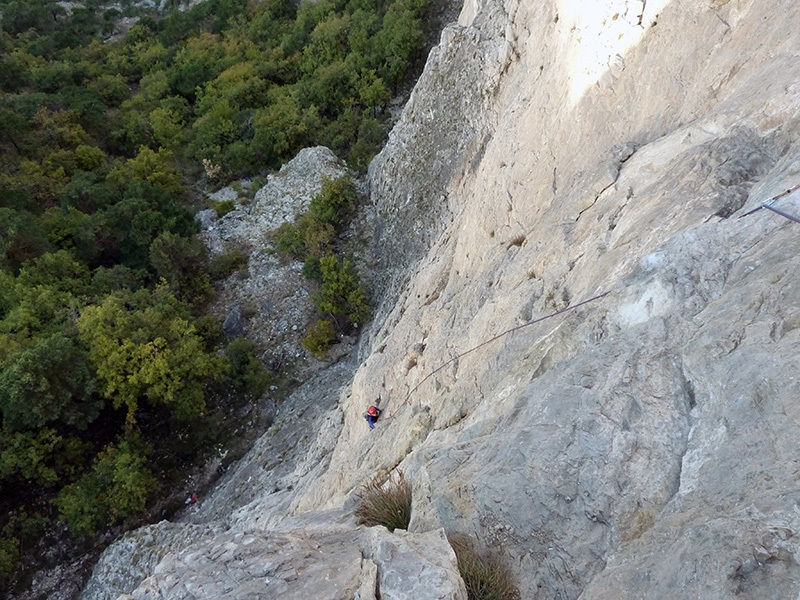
[85,0,800,598]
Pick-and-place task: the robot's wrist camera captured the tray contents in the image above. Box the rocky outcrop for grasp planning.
[200,147,351,256]
[85,0,800,599]
[120,525,466,600]
[197,146,356,374]
[91,518,465,600]
[80,522,224,600]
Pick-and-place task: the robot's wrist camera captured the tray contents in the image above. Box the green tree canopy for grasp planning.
[0,208,52,274]
[54,432,157,537]
[0,0,424,584]
[0,333,97,432]
[77,287,227,425]
[149,231,211,303]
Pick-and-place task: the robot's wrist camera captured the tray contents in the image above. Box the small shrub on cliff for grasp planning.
[273,221,306,259]
[449,536,518,600]
[308,176,357,228]
[209,248,249,280]
[209,199,236,218]
[354,471,411,532]
[272,176,357,262]
[224,337,271,398]
[301,254,371,358]
[301,319,337,358]
[312,254,370,327]
[273,215,335,262]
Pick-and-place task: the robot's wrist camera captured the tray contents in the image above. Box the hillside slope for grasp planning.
[85,0,800,598]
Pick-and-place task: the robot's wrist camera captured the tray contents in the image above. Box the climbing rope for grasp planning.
[382,290,611,420]
[739,183,800,223]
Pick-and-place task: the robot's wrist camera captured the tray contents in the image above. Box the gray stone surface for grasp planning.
[367,3,513,312]
[369,528,466,600]
[91,521,465,600]
[81,522,223,600]
[124,527,367,600]
[206,186,238,203]
[221,304,244,337]
[193,208,217,230]
[295,1,800,598]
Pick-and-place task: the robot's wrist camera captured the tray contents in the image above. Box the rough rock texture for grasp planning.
[81,522,224,600]
[367,0,514,303]
[200,147,350,256]
[91,518,465,600]
[198,147,356,373]
[85,0,800,599]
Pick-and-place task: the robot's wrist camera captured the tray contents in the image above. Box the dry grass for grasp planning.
[450,536,518,600]
[506,234,526,249]
[354,471,412,532]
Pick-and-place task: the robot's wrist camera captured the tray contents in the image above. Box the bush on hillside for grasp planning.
[209,199,235,217]
[209,248,249,280]
[273,175,358,262]
[224,337,271,398]
[312,254,370,328]
[301,318,337,358]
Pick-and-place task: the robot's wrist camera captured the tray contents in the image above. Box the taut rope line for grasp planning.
[384,290,611,419]
[739,183,800,223]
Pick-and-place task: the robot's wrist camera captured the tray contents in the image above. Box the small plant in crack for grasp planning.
[506,234,526,249]
[354,471,412,532]
[449,536,518,600]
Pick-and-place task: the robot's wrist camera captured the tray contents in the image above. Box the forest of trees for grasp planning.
[0,0,428,591]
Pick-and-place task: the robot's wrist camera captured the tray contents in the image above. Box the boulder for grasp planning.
[88,521,465,600]
[221,304,244,337]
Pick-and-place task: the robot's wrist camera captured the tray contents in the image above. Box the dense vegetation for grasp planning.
[0,0,428,591]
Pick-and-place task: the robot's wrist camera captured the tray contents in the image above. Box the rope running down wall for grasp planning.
[383,290,612,420]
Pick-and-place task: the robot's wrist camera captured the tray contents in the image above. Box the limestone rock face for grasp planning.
[81,522,224,600]
[368,528,466,600]
[367,0,513,302]
[84,0,800,599]
[305,0,800,597]
[122,526,369,600]
[91,520,465,600]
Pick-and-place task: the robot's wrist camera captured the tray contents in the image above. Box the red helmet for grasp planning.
[367,406,378,416]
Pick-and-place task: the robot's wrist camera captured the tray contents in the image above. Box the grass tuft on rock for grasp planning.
[354,471,412,532]
[450,536,518,600]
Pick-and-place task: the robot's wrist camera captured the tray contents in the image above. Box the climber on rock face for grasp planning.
[364,404,382,429]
